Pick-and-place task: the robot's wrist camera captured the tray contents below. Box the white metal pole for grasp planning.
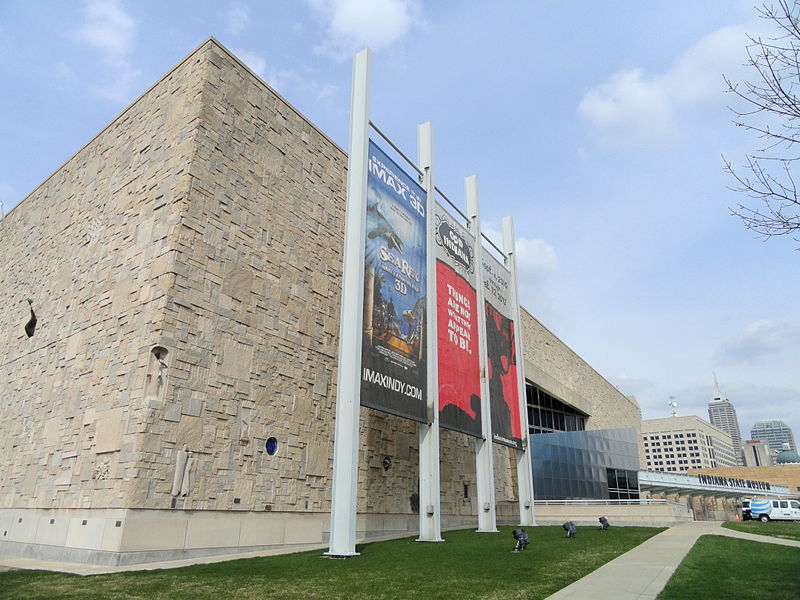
[326,48,371,557]
[466,175,498,533]
[417,121,443,542]
[502,216,536,526]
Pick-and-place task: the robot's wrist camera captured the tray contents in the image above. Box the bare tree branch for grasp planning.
[726,0,800,248]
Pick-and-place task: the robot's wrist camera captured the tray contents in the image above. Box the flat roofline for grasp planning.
[1,37,346,223]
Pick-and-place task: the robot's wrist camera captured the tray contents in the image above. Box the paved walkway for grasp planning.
[544,521,800,600]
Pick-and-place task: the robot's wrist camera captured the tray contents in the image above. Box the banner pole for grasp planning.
[417,121,443,542]
[502,216,536,526]
[326,47,371,558]
[466,175,498,533]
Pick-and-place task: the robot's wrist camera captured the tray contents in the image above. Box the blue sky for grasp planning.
[1,0,798,446]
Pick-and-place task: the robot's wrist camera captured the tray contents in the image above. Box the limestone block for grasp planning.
[239,517,285,547]
[181,397,202,417]
[119,517,188,552]
[136,218,155,250]
[42,417,62,448]
[164,403,182,422]
[95,408,124,454]
[64,516,106,550]
[284,518,323,545]
[221,262,253,300]
[176,415,203,448]
[305,442,328,477]
[34,515,69,546]
[55,455,77,486]
[219,339,253,380]
[100,516,125,551]
[184,517,241,549]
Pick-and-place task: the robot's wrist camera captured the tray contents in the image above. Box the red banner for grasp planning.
[437,260,481,436]
[482,252,522,449]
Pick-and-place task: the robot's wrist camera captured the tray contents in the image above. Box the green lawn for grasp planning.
[722,519,800,541]
[0,526,663,600]
[658,535,800,600]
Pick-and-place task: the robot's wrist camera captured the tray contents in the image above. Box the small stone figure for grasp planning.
[599,516,610,531]
[92,460,110,481]
[562,521,577,539]
[512,528,530,551]
[24,299,37,338]
[180,451,193,497]
[145,347,168,401]
[171,445,189,497]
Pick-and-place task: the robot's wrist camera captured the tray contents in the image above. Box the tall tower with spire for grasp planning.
[707,374,744,466]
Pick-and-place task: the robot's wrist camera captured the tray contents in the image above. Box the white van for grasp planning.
[747,498,800,522]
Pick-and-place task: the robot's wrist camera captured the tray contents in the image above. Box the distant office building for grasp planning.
[707,386,743,466]
[750,420,797,453]
[742,440,775,467]
[642,416,737,473]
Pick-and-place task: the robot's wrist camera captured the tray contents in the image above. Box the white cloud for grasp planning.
[717,320,800,364]
[74,0,141,102]
[515,237,558,285]
[579,26,748,148]
[308,0,423,59]
[232,49,338,102]
[234,49,267,78]
[227,4,250,36]
[76,0,135,58]
[480,222,558,320]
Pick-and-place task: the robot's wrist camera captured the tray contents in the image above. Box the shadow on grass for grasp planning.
[0,526,664,600]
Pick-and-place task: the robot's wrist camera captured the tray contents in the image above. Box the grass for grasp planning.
[658,535,800,600]
[0,525,663,600]
[722,519,800,541]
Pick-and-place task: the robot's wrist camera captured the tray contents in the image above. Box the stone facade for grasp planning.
[0,39,641,565]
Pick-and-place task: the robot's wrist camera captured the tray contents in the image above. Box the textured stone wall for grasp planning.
[0,40,637,557]
[0,46,206,511]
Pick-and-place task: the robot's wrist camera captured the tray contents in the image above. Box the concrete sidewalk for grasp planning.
[544,521,800,600]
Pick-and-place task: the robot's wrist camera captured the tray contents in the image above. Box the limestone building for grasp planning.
[642,416,737,473]
[0,39,641,566]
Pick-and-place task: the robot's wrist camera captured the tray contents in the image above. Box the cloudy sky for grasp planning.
[1,0,798,444]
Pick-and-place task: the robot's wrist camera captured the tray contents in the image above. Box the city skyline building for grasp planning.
[751,420,797,454]
[707,376,744,466]
[642,415,737,473]
[742,440,775,467]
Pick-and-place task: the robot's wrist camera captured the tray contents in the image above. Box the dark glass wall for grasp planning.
[526,383,587,434]
[530,427,640,500]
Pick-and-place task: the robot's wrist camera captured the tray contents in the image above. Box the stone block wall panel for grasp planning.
[0,39,643,564]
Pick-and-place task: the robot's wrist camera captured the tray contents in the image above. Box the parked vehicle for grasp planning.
[741,499,751,520]
[746,498,800,522]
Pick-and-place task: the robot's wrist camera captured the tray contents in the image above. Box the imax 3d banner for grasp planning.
[360,141,428,422]
[482,252,523,449]
[435,204,481,437]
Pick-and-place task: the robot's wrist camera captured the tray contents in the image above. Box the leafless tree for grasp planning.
[724,0,800,247]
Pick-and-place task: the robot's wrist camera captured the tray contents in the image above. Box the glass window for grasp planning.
[780,501,788,508]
